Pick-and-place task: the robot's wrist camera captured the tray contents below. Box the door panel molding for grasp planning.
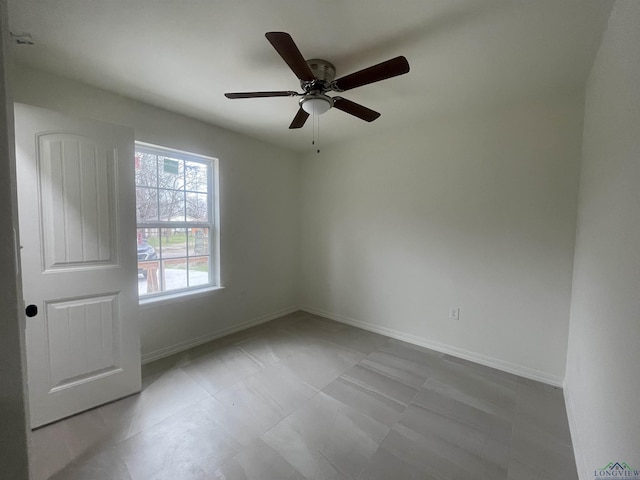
[37,132,118,271]
[44,292,121,390]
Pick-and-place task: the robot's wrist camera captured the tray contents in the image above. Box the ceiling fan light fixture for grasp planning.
[300,95,332,116]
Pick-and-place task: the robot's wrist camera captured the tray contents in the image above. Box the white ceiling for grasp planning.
[8,0,613,153]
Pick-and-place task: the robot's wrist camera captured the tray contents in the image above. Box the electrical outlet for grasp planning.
[449,307,460,320]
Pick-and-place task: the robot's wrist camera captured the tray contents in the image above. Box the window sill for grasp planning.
[138,286,225,310]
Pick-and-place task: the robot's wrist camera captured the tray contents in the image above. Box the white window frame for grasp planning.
[135,141,220,301]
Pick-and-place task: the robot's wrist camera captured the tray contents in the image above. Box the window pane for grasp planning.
[135,144,216,297]
[186,193,208,222]
[159,228,187,259]
[135,153,157,187]
[159,189,185,221]
[142,228,160,249]
[188,228,209,256]
[189,257,209,287]
[158,156,184,190]
[137,228,160,296]
[162,258,188,292]
[138,259,160,295]
[136,187,158,222]
[185,161,208,193]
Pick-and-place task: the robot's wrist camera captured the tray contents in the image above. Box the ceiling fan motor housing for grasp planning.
[302,59,336,92]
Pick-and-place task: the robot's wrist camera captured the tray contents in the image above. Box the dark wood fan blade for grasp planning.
[332,97,381,122]
[289,107,309,129]
[225,91,298,99]
[265,32,315,82]
[333,56,410,92]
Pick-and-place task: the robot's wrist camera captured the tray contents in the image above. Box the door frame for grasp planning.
[0,0,31,477]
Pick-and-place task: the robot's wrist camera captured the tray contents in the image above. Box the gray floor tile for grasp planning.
[116,403,242,480]
[510,420,578,480]
[140,351,189,388]
[441,354,521,385]
[356,339,447,389]
[30,421,75,480]
[213,362,317,435]
[98,368,210,442]
[285,314,348,335]
[514,382,572,445]
[142,462,209,480]
[314,325,390,355]
[322,375,407,428]
[182,344,263,394]
[339,363,419,408]
[396,404,509,477]
[30,312,579,480]
[212,439,306,480]
[359,353,429,389]
[55,409,114,458]
[285,317,389,355]
[263,391,389,480]
[49,447,132,480]
[197,396,264,447]
[234,329,310,366]
[507,459,544,480]
[370,427,479,480]
[32,379,207,480]
[422,361,517,420]
[356,446,439,480]
[412,388,512,444]
[378,339,445,365]
[276,341,365,389]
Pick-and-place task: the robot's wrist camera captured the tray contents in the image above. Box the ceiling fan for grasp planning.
[225,32,410,129]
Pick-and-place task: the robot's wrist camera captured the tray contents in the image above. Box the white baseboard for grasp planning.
[300,305,564,387]
[564,380,587,479]
[141,305,299,364]
[142,303,565,387]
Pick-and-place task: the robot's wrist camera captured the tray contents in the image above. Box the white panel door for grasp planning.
[15,103,141,428]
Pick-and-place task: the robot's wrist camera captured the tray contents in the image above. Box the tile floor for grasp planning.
[30,311,577,480]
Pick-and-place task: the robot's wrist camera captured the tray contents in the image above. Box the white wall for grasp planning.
[0,1,30,477]
[565,1,640,476]
[300,92,585,384]
[11,65,300,359]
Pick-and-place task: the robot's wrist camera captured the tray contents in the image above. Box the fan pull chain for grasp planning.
[316,115,320,154]
[310,112,320,154]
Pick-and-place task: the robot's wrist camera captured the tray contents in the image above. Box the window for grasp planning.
[135,143,218,298]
